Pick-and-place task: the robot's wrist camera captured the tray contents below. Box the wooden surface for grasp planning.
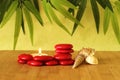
[0,50,120,80]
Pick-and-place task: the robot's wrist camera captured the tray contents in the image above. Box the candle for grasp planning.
[31,48,48,57]
[38,48,42,54]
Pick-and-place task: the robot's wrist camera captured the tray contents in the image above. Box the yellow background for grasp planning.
[0,1,120,51]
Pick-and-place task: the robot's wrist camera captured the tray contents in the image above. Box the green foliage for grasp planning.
[0,0,13,23]
[23,6,34,45]
[111,13,120,43]
[24,0,43,25]
[14,7,22,49]
[46,3,71,35]
[0,0,18,28]
[103,7,112,34]
[71,0,87,35]
[96,0,113,11]
[90,0,100,33]
[102,1,120,44]
[0,0,43,49]
[0,0,120,49]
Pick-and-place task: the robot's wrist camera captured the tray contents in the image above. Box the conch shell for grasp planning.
[72,48,98,68]
[79,48,95,57]
[86,55,98,64]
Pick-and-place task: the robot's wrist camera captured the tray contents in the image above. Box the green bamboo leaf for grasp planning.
[14,7,22,49]
[32,0,39,11]
[105,0,113,12]
[0,0,18,28]
[68,8,74,16]
[72,0,87,35]
[68,0,81,15]
[42,0,52,22]
[68,0,81,6]
[53,0,77,9]
[90,0,100,33]
[23,0,43,26]
[47,3,71,35]
[67,0,76,15]
[0,0,13,23]
[23,6,34,45]
[114,1,120,14]
[0,0,4,2]
[21,13,25,34]
[51,0,83,27]
[68,0,75,4]
[103,7,112,34]
[50,0,75,21]
[96,0,106,9]
[111,13,120,44]
[97,0,113,12]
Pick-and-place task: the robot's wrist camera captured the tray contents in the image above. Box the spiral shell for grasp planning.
[72,54,85,68]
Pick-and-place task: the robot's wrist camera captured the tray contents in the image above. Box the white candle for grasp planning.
[38,48,42,54]
[38,48,48,56]
[31,48,48,57]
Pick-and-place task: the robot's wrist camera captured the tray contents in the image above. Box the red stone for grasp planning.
[59,59,74,65]
[17,59,27,64]
[45,60,59,66]
[27,60,43,66]
[33,56,54,61]
[55,44,73,50]
[54,53,72,60]
[55,49,74,53]
[18,54,33,61]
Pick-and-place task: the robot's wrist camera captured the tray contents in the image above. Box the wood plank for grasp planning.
[0,51,120,80]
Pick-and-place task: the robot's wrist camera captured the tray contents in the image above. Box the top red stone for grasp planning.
[55,44,73,49]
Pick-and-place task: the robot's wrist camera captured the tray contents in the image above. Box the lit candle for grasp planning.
[39,48,48,56]
[31,48,48,57]
[38,48,42,55]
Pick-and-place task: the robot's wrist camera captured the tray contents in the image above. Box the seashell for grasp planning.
[79,48,95,57]
[85,55,98,64]
[72,54,85,69]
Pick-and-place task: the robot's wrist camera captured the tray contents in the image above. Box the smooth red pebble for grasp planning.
[18,54,33,61]
[55,44,73,49]
[33,56,54,61]
[55,49,74,53]
[54,54,72,60]
[27,60,43,66]
[18,59,27,64]
[55,53,72,56]
[45,60,59,66]
[59,59,74,65]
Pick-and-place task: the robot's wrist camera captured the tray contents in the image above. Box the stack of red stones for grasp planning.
[54,44,74,65]
[17,44,74,66]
